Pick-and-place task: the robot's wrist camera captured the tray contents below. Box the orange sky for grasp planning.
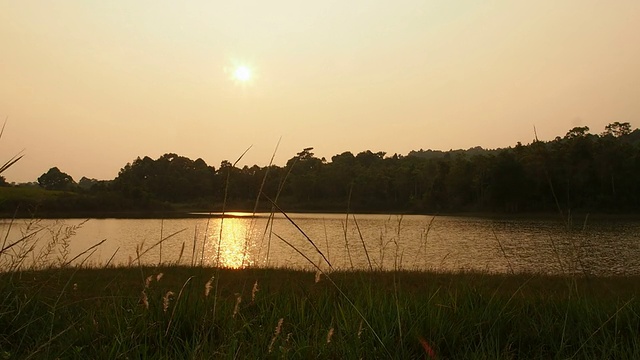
[1,1,639,183]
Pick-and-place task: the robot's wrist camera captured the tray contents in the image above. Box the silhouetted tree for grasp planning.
[602,122,632,137]
[38,167,75,190]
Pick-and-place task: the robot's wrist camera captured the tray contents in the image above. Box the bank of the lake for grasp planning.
[3,266,639,359]
[3,207,640,221]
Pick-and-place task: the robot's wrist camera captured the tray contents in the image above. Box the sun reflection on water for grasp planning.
[211,218,255,269]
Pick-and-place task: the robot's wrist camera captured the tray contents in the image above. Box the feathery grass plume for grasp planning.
[314,270,322,283]
[72,283,77,291]
[251,280,259,302]
[144,275,153,288]
[268,318,284,353]
[140,290,149,310]
[326,327,334,344]
[204,275,214,297]
[418,337,437,359]
[162,291,175,313]
[232,293,242,318]
[357,320,363,339]
[156,273,164,282]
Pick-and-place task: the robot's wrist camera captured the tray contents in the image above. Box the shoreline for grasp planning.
[2,209,639,220]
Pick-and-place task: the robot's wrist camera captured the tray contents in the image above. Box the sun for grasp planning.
[233,65,252,82]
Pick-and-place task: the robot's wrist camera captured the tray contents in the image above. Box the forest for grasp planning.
[3,122,640,215]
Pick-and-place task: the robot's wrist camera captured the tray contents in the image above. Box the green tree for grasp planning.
[602,122,632,137]
[113,154,216,202]
[38,167,76,190]
[564,126,590,139]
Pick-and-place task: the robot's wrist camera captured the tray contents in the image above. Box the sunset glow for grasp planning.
[0,2,639,183]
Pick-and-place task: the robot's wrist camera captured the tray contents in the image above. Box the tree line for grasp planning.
[5,122,640,214]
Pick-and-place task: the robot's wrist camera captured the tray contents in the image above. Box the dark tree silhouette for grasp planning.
[38,167,75,190]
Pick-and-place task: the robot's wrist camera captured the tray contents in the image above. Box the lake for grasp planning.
[2,213,639,275]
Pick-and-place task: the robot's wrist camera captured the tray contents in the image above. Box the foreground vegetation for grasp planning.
[2,265,639,359]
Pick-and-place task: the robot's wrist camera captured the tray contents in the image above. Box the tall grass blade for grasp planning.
[570,298,635,359]
[62,238,106,267]
[0,117,25,174]
[105,246,119,268]
[165,276,195,336]
[262,193,332,268]
[272,232,391,358]
[492,227,514,274]
[343,185,354,269]
[213,145,252,321]
[352,214,372,271]
[133,228,187,263]
[0,228,44,256]
[243,138,280,267]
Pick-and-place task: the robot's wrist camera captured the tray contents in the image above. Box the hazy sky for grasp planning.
[1,1,639,183]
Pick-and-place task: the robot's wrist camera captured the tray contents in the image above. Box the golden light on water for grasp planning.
[212,218,254,269]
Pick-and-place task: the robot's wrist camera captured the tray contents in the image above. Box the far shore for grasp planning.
[1,208,639,221]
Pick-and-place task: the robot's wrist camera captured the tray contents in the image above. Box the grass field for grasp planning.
[2,265,639,359]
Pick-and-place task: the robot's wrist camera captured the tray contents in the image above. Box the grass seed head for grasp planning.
[156,272,164,281]
[268,318,284,353]
[419,337,437,359]
[232,293,242,318]
[204,275,214,297]
[163,291,175,313]
[326,327,334,344]
[251,280,259,302]
[144,275,153,288]
[140,290,149,310]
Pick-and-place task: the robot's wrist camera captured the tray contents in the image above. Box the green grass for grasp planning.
[2,266,639,359]
[0,186,64,203]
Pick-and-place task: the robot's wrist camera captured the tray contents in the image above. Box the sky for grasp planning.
[1,1,639,183]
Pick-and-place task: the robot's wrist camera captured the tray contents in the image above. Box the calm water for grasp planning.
[2,214,639,275]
